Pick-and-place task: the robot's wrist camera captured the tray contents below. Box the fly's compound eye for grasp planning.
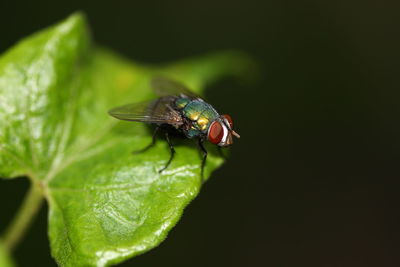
[222,114,233,129]
[208,121,224,144]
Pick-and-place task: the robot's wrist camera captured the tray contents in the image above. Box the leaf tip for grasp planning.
[63,11,88,27]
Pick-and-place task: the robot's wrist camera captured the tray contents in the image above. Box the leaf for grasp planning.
[0,13,252,266]
[0,242,14,267]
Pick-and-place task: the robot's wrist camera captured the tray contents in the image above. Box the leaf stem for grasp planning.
[2,182,44,252]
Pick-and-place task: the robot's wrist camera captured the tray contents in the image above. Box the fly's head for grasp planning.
[207,114,240,147]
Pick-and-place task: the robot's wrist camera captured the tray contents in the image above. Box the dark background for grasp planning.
[1,0,400,266]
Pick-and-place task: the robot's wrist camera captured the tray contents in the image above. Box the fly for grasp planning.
[108,77,240,181]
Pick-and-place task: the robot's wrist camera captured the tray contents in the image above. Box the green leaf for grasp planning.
[0,242,14,267]
[0,13,252,266]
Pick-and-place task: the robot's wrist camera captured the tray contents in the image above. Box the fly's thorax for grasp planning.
[187,128,201,138]
[175,97,191,109]
[182,99,219,133]
[182,99,207,121]
[195,109,218,131]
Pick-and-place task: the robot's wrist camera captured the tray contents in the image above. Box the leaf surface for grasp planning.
[0,242,14,267]
[0,13,251,266]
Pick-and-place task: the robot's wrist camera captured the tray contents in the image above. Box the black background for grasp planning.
[1,0,400,266]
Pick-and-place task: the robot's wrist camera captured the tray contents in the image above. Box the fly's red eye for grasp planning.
[223,114,233,128]
[208,121,224,144]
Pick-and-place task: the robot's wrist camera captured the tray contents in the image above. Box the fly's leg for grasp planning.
[133,126,159,154]
[159,131,175,173]
[198,139,208,183]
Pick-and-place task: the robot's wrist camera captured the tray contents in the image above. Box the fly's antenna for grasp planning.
[232,130,240,138]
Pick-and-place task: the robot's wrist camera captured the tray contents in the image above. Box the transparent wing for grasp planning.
[151,76,201,99]
[108,96,183,126]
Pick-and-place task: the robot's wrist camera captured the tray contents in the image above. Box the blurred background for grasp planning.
[1,0,399,266]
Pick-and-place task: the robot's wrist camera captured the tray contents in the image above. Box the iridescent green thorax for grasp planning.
[175,97,219,138]
[175,97,191,109]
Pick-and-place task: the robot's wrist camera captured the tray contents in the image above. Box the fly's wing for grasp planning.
[151,76,202,99]
[108,96,183,127]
